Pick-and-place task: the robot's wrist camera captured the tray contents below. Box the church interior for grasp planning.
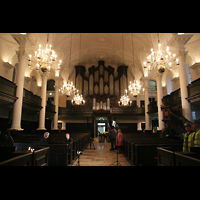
[1,33,200,166]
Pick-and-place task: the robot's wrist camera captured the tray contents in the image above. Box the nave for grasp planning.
[72,139,131,166]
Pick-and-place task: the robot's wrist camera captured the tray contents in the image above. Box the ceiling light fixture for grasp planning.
[144,33,179,74]
[28,33,62,75]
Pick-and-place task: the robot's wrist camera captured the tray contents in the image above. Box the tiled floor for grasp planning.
[72,139,131,166]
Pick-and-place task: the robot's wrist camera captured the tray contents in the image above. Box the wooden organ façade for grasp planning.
[74,60,128,113]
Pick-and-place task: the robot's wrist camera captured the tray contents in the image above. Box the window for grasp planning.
[192,111,196,120]
[148,80,157,91]
[188,68,192,84]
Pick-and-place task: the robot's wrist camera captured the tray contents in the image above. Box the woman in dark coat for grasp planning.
[116,129,123,153]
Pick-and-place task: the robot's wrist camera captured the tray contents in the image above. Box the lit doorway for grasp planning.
[95,117,108,139]
[97,122,106,134]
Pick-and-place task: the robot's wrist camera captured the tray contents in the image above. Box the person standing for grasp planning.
[183,123,194,152]
[193,119,200,148]
[116,129,123,153]
[108,126,116,150]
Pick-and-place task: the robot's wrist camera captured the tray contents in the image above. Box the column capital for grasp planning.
[178,51,188,62]
[141,77,149,89]
[11,33,36,47]
[156,72,162,79]
[167,34,193,52]
[140,76,149,83]
[55,76,62,88]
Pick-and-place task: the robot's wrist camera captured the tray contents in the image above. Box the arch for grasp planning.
[167,76,173,94]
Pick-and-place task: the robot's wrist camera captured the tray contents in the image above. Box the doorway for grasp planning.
[95,117,108,138]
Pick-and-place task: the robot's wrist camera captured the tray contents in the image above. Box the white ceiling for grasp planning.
[1,33,200,81]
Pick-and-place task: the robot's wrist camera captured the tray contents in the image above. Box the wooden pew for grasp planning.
[14,143,69,166]
[157,147,181,166]
[0,145,49,166]
[122,132,183,166]
[32,147,49,166]
[13,132,91,166]
[175,152,200,166]
[35,144,69,166]
[157,147,200,166]
[0,152,33,166]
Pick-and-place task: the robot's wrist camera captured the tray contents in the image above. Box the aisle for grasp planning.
[72,139,131,166]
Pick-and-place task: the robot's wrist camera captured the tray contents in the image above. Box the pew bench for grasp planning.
[134,143,183,166]
[14,143,69,166]
[0,146,49,166]
[157,147,200,166]
[175,152,200,166]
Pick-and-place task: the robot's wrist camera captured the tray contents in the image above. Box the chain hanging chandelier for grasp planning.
[71,90,85,106]
[118,90,132,107]
[59,81,76,97]
[28,33,62,74]
[144,33,179,74]
[128,80,142,97]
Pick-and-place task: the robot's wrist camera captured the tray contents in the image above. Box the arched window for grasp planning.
[167,76,173,94]
[148,80,157,91]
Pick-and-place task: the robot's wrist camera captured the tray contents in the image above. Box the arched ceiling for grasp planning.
[1,33,200,82]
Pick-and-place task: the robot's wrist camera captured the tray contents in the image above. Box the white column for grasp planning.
[37,73,48,130]
[11,52,27,130]
[61,120,66,130]
[168,34,193,121]
[10,34,36,130]
[142,77,151,130]
[178,51,192,121]
[137,121,142,131]
[156,73,164,130]
[53,77,59,130]
[137,94,140,107]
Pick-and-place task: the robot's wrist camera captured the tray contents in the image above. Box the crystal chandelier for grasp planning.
[59,81,76,97]
[71,90,85,106]
[118,90,132,107]
[128,80,142,97]
[144,33,179,74]
[28,33,61,74]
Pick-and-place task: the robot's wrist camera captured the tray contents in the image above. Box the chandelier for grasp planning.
[71,90,85,106]
[144,33,179,74]
[59,81,75,97]
[128,80,142,97]
[118,90,132,107]
[28,33,61,74]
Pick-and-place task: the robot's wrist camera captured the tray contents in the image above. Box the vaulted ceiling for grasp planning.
[1,33,200,82]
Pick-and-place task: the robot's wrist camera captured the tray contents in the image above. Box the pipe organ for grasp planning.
[75,60,128,112]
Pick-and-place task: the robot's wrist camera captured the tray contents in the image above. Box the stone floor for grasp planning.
[72,139,131,166]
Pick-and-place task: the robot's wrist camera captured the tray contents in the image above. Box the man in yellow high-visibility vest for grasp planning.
[183,122,194,152]
[193,119,200,147]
